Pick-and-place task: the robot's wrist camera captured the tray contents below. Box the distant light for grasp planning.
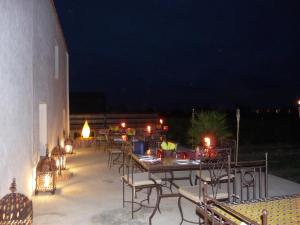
[121,122,126,128]
[147,125,151,133]
[298,100,300,105]
[159,119,163,125]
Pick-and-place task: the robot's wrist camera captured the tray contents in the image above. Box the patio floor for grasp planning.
[33,146,300,225]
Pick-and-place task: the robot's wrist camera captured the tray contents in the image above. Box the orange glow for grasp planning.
[159,119,163,125]
[65,144,73,153]
[44,174,51,189]
[122,135,127,141]
[146,149,152,156]
[121,122,126,128]
[147,125,151,133]
[82,120,90,138]
[204,137,211,148]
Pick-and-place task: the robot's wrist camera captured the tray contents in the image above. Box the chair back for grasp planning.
[232,152,268,202]
[200,153,231,200]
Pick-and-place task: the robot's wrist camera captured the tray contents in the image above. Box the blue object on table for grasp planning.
[133,141,145,155]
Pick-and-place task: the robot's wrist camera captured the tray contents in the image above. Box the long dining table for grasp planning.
[130,151,268,224]
[130,153,201,222]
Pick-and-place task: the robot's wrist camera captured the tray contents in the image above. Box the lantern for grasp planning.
[35,146,57,194]
[51,139,66,175]
[64,137,73,154]
[0,179,33,224]
[82,120,90,138]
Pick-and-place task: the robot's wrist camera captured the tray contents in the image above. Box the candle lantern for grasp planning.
[0,179,33,224]
[35,146,57,195]
[64,137,73,154]
[51,138,66,175]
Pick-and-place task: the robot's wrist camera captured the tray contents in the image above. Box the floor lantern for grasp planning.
[35,145,57,195]
[0,179,33,224]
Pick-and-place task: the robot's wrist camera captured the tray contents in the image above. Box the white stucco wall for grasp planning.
[0,0,69,197]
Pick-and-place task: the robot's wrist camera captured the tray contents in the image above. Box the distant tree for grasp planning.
[188,111,232,146]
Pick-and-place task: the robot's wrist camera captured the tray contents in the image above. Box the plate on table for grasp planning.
[139,156,156,161]
[175,159,190,165]
[191,160,200,165]
[140,157,161,163]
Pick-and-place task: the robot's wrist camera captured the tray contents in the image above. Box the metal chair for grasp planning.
[121,153,162,225]
[232,152,268,202]
[107,135,123,168]
[177,154,232,224]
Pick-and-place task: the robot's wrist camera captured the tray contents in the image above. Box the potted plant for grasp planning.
[188,110,232,148]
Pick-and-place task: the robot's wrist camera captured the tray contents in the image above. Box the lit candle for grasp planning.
[121,122,126,128]
[204,137,211,148]
[147,125,151,134]
[159,119,163,125]
[44,174,51,188]
[122,135,127,141]
[146,149,152,156]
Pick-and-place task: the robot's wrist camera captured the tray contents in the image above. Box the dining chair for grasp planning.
[107,135,123,168]
[177,154,232,225]
[232,152,268,202]
[121,153,162,225]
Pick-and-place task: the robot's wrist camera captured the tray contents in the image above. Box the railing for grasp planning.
[70,113,159,138]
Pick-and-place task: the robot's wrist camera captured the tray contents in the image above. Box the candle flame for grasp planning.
[44,174,51,188]
[65,144,72,153]
[204,137,211,148]
[147,125,151,133]
[121,122,126,128]
[146,149,152,156]
[159,119,163,125]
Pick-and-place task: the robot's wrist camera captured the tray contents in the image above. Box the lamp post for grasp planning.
[192,108,195,150]
[298,100,300,119]
[235,108,240,165]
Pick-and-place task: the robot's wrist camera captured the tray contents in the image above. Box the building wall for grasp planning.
[0,0,68,197]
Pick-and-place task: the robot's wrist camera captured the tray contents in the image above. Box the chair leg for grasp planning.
[132,186,134,219]
[194,175,198,185]
[107,152,111,166]
[189,171,193,186]
[178,196,184,225]
[149,185,161,225]
[122,179,125,208]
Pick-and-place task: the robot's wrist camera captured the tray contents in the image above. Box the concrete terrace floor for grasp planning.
[33,147,300,225]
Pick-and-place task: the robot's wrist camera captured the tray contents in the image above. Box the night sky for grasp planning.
[54,0,300,111]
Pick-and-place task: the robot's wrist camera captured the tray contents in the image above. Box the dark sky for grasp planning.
[54,0,300,111]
